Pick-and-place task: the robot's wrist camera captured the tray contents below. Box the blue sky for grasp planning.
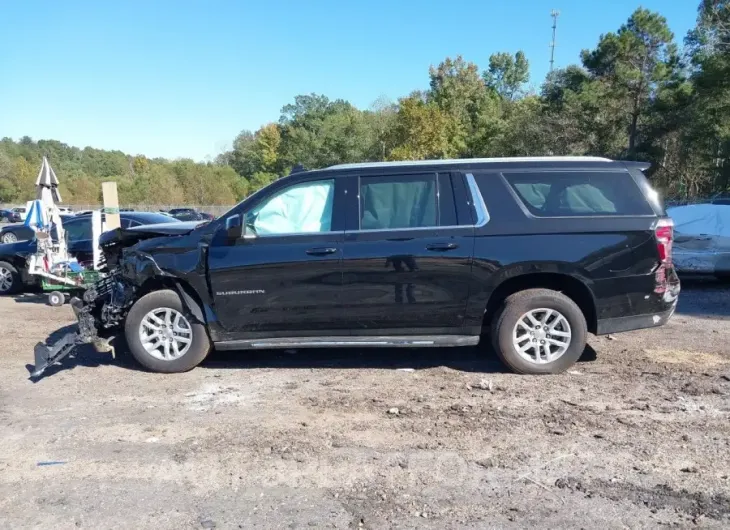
[1,0,698,161]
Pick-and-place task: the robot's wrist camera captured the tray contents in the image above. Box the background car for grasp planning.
[0,215,75,244]
[668,203,730,278]
[9,207,27,223]
[0,211,179,295]
[167,208,208,221]
[0,209,13,222]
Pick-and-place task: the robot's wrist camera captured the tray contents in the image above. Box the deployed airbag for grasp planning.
[253,180,334,235]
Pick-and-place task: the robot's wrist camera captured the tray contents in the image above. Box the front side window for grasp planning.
[504,171,654,217]
[245,179,335,236]
[360,175,437,230]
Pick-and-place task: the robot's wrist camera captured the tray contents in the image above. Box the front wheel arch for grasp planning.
[135,277,206,325]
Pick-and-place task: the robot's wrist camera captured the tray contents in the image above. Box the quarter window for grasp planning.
[246,179,335,236]
[360,175,437,230]
[504,171,653,217]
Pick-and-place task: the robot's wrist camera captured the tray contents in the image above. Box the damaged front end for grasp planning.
[32,271,138,377]
[31,220,205,378]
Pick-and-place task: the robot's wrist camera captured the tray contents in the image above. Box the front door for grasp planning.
[339,172,475,334]
[208,177,345,335]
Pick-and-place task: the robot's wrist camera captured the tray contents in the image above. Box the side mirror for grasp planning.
[225,214,243,242]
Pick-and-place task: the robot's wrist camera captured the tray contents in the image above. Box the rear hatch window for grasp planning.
[503,171,654,217]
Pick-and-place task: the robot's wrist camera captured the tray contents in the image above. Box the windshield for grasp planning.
[217,180,279,224]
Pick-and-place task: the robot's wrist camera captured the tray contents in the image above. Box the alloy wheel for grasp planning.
[512,308,572,364]
[0,267,14,293]
[139,307,193,361]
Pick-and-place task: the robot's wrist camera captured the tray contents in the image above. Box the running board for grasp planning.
[214,335,480,351]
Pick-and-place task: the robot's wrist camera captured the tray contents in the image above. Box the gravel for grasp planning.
[1,278,729,528]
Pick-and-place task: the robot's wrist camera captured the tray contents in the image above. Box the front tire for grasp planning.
[490,288,587,375]
[124,289,211,373]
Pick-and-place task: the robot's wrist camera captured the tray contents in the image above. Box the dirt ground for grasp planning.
[1,280,729,529]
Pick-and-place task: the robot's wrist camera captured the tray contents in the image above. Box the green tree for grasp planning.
[365,96,398,161]
[484,51,530,100]
[388,94,460,161]
[581,8,679,154]
[278,94,374,169]
[228,130,257,177]
[428,55,499,155]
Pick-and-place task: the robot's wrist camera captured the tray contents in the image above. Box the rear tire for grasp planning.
[0,261,22,295]
[124,289,211,373]
[490,288,587,375]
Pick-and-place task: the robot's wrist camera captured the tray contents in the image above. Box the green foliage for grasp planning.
[388,94,460,161]
[4,3,730,203]
[0,137,246,205]
[581,8,679,153]
[484,51,530,100]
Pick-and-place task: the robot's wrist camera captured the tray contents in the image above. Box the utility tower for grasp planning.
[549,10,560,72]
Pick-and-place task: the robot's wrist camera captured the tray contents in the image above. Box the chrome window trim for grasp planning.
[465,173,490,228]
[247,172,492,238]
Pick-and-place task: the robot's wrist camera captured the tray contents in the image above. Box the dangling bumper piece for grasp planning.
[30,275,135,378]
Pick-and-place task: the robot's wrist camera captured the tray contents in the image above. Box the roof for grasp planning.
[324,156,613,171]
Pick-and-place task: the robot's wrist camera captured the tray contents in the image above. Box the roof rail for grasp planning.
[622,161,651,171]
[325,156,613,171]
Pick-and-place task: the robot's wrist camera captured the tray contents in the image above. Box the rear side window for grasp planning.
[504,171,653,217]
[360,175,437,229]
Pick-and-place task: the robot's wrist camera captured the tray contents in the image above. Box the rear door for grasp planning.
[339,172,475,333]
[207,176,346,335]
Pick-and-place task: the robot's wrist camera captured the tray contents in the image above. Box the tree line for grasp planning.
[2,2,729,205]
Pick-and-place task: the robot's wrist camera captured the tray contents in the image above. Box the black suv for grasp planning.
[34,157,679,377]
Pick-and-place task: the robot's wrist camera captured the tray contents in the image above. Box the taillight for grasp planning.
[655,219,673,264]
[654,218,674,295]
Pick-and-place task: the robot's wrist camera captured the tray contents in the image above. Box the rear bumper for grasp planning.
[596,301,677,335]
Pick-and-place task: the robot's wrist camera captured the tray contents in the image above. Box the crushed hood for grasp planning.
[98,221,206,269]
[99,221,202,248]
